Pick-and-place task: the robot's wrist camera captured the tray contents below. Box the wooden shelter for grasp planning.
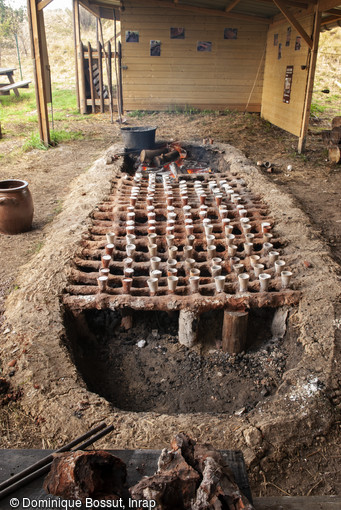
[28,0,341,151]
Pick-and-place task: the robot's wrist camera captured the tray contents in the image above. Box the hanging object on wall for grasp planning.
[224,28,238,40]
[283,65,294,104]
[286,26,291,47]
[170,27,185,39]
[278,43,282,60]
[150,40,161,56]
[295,36,301,51]
[126,31,139,42]
[274,34,278,46]
[197,41,212,52]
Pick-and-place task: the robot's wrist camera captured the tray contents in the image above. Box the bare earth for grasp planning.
[0,111,340,499]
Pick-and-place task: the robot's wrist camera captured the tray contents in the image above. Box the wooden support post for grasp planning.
[298,3,321,153]
[107,41,113,114]
[97,28,104,114]
[118,40,123,116]
[74,0,87,114]
[72,0,80,110]
[28,0,50,146]
[222,310,248,354]
[88,41,95,113]
[178,309,199,348]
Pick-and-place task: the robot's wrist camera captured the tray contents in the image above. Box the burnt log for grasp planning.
[154,150,180,166]
[140,147,168,164]
[43,450,128,503]
[130,433,255,510]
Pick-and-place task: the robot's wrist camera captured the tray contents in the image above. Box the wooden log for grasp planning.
[140,147,168,164]
[328,145,341,164]
[154,150,180,166]
[222,310,248,354]
[332,116,341,128]
[97,31,104,114]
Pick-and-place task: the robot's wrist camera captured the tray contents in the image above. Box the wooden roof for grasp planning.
[80,0,341,28]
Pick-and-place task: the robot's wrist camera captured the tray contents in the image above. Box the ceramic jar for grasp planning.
[0,180,34,234]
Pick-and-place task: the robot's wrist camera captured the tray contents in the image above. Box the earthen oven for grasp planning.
[2,142,337,465]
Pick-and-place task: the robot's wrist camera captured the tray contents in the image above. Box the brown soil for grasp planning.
[0,110,340,499]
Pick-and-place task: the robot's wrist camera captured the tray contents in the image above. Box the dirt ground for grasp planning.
[0,110,341,499]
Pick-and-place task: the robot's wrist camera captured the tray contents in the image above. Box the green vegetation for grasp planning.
[128,110,149,119]
[22,129,83,152]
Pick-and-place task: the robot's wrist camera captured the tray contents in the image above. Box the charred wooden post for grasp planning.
[222,310,248,354]
[179,309,199,347]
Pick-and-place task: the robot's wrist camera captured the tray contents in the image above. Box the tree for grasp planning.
[0,0,25,66]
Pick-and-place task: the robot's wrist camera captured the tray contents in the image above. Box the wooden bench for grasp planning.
[0,80,31,96]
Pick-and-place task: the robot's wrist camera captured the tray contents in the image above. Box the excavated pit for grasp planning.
[62,144,302,415]
[63,306,303,414]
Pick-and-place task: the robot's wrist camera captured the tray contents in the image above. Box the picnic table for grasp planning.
[0,67,31,97]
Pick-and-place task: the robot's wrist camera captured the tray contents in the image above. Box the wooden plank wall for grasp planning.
[120,1,268,111]
[261,14,314,137]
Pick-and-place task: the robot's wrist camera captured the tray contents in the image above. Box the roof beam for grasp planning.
[225,0,242,14]
[131,0,270,24]
[321,13,341,23]
[261,0,311,8]
[37,0,54,11]
[318,0,341,11]
[272,0,313,48]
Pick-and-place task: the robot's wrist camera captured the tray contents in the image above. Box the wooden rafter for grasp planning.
[261,0,311,8]
[318,0,341,11]
[37,0,53,11]
[272,0,313,48]
[131,0,271,24]
[321,13,341,23]
[225,0,242,14]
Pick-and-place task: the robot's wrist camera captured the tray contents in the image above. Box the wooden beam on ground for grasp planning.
[272,0,313,48]
[132,0,271,24]
[298,2,321,153]
[28,0,50,146]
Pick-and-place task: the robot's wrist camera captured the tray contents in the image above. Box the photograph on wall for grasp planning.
[197,41,212,52]
[170,27,185,39]
[278,43,282,60]
[286,26,291,46]
[150,40,161,56]
[283,65,294,103]
[125,31,139,43]
[274,33,278,46]
[224,28,238,39]
[295,36,301,51]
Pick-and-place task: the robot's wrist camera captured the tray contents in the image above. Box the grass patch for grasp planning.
[22,129,83,152]
[128,110,149,119]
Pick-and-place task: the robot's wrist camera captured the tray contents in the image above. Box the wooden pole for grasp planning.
[222,310,248,354]
[298,2,322,153]
[114,9,122,122]
[74,0,87,114]
[28,0,50,146]
[72,0,80,110]
[97,19,104,114]
[118,40,123,116]
[87,41,95,113]
[98,17,113,123]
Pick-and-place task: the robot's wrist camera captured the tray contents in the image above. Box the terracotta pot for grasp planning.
[0,180,34,234]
